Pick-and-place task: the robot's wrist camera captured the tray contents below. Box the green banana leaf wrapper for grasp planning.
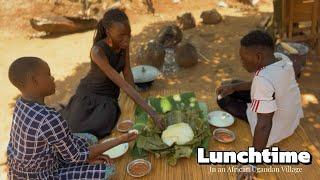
[130,92,212,166]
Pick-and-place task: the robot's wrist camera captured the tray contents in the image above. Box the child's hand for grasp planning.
[88,155,113,165]
[236,164,257,180]
[119,130,138,143]
[216,84,235,98]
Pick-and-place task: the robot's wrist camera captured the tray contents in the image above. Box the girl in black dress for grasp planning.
[61,9,163,139]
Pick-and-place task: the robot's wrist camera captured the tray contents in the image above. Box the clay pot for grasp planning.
[177,12,196,30]
[200,9,222,25]
[276,42,309,79]
[175,42,198,68]
[138,41,165,69]
[156,25,183,48]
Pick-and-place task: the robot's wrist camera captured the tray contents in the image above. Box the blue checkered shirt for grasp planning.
[7,98,112,179]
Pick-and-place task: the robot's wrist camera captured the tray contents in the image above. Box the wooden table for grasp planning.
[108,90,320,180]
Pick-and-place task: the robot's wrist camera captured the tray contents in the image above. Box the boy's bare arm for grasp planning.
[253,112,274,151]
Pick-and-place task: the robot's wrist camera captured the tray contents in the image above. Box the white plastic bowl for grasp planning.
[102,138,129,159]
[208,111,234,127]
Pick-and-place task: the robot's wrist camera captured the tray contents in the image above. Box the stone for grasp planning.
[156,25,183,48]
[138,40,166,69]
[175,42,198,68]
[30,15,97,35]
[177,12,196,30]
[200,9,222,25]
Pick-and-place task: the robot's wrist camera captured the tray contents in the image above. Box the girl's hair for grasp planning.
[93,8,129,44]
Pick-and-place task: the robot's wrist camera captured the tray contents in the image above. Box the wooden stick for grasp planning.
[198,51,210,62]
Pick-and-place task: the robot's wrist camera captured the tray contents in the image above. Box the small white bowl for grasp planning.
[102,138,129,159]
[208,111,234,127]
[127,159,152,178]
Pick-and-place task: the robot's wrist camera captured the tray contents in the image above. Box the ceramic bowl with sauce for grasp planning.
[127,159,152,178]
[212,128,236,143]
[117,120,134,133]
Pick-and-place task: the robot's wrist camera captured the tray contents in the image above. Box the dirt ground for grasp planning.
[0,0,319,179]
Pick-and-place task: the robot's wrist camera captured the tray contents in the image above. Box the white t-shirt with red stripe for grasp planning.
[246,52,304,147]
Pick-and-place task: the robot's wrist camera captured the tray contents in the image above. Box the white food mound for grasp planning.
[161,123,194,146]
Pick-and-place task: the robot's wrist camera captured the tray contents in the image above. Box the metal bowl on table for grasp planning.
[132,65,161,91]
[212,128,236,143]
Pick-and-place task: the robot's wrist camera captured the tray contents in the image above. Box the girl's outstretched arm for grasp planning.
[90,46,164,130]
[122,48,135,87]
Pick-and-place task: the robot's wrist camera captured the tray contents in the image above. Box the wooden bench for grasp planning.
[280,0,319,49]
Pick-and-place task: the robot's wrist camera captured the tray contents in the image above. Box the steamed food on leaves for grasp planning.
[132,92,211,166]
[133,109,210,166]
[161,123,194,146]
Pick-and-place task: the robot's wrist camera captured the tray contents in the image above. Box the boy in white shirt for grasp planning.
[216,30,303,179]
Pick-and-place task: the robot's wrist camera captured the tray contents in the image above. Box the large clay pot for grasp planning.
[200,9,222,25]
[177,12,196,30]
[175,42,198,68]
[156,25,183,48]
[138,41,166,69]
[276,42,309,79]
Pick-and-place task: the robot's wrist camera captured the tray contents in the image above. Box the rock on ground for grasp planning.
[200,9,222,25]
[175,42,198,68]
[177,12,196,30]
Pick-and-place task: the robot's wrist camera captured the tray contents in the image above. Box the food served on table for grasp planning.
[161,122,194,146]
[131,92,211,166]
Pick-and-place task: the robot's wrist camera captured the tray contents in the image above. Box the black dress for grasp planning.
[61,40,125,139]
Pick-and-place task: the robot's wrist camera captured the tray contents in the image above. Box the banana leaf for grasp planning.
[167,146,193,166]
[131,92,211,165]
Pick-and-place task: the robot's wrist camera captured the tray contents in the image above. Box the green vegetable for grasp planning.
[160,97,172,113]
